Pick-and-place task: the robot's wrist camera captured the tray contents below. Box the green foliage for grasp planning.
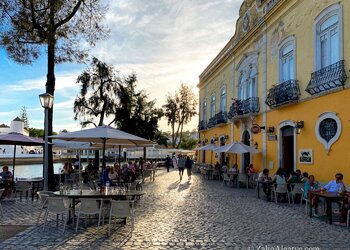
[178,130,198,150]
[163,84,198,148]
[74,57,120,127]
[20,106,29,129]
[154,131,169,147]
[115,74,164,140]
[29,128,57,138]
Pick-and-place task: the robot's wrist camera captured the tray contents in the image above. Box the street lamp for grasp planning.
[39,93,54,191]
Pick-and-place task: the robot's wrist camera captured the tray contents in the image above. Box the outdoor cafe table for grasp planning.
[54,189,146,223]
[16,178,43,201]
[309,191,344,224]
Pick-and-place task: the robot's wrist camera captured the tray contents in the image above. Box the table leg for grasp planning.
[257,182,260,199]
[326,199,332,224]
[309,193,313,218]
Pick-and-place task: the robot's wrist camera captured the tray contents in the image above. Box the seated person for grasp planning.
[321,173,347,192]
[303,175,319,215]
[301,172,309,183]
[341,193,350,224]
[108,166,118,181]
[61,162,70,174]
[273,168,286,184]
[67,163,75,174]
[228,164,238,175]
[0,166,14,198]
[246,164,255,176]
[221,162,228,174]
[295,169,302,181]
[287,171,300,183]
[214,161,221,171]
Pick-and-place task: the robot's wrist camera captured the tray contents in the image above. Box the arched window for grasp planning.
[315,4,342,70]
[279,40,295,82]
[238,73,247,100]
[248,67,257,97]
[202,100,207,122]
[220,86,226,112]
[210,94,216,118]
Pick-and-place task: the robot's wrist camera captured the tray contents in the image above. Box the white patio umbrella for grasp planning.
[50,125,155,168]
[0,132,45,178]
[195,144,219,164]
[214,141,260,167]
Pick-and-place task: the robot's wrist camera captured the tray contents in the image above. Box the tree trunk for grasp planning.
[46,1,56,191]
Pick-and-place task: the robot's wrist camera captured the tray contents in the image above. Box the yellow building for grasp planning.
[198,0,350,183]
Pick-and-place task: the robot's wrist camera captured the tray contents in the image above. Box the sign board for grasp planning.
[251,124,261,134]
[267,135,277,141]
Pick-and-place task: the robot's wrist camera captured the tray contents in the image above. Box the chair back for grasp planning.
[292,183,304,194]
[79,198,102,214]
[275,183,288,193]
[238,173,247,182]
[15,181,32,191]
[223,173,230,181]
[110,200,134,218]
[46,197,71,214]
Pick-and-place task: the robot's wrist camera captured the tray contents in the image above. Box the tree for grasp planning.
[178,130,198,150]
[29,128,57,137]
[0,1,108,190]
[20,106,29,129]
[74,57,120,128]
[114,73,163,141]
[74,57,119,169]
[163,84,198,148]
[154,131,169,147]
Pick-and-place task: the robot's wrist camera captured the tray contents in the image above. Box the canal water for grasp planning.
[5,163,88,179]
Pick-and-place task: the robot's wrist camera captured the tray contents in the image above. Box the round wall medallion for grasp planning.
[315,112,341,154]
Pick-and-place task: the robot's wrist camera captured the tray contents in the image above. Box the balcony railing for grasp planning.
[207,116,216,129]
[216,111,228,125]
[265,80,300,108]
[306,60,347,95]
[228,97,260,119]
[198,120,207,131]
[203,112,228,129]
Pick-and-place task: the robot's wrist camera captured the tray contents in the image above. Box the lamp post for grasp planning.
[39,93,54,191]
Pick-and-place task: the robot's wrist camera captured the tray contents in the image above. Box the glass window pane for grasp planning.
[282,61,288,82]
[330,29,339,64]
[289,56,294,79]
[320,15,338,32]
[282,44,293,56]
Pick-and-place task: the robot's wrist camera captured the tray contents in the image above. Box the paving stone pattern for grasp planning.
[0,169,349,249]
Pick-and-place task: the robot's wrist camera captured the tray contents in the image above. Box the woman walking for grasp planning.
[185,156,193,182]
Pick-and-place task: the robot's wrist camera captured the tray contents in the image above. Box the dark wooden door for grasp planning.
[281,126,294,175]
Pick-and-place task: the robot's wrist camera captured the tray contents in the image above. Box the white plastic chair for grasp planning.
[108,200,135,236]
[14,181,32,201]
[43,197,71,233]
[0,188,4,216]
[290,183,304,204]
[222,173,231,186]
[75,198,102,232]
[273,184,290,204]
[300,188,310,215]
[36,191,55,224]
[238,174,249,189]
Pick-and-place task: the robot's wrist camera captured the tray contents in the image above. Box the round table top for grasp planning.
[53,189,146,198]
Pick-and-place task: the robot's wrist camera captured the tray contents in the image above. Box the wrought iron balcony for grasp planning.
[265,80,300,108]
[207,116,216,129]
[216,111,228,125]
[228,97,260,119]
[306,60,347,95]
[198,120,207,131]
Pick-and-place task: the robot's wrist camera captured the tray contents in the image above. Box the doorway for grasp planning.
[281,126,295,176]
[242,130,250,173]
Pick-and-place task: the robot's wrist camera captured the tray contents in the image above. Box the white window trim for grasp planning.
[315,112,341,154]
[278,36,296,83]
[314,3,343,71]
[236,53,259,100]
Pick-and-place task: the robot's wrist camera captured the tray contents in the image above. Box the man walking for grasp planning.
[185,156,193,182]
[178,154,185,181]
[165,155,171,172]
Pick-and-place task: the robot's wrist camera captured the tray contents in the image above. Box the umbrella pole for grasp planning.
[102,139,107,169]
[118,145,121,163]
[13,145,16,179]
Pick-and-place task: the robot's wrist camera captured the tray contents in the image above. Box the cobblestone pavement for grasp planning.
[0,169,350,250]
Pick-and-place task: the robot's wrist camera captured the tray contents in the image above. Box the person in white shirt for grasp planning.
[321,173,347,192]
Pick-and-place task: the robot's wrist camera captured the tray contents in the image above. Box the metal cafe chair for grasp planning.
[75,198,102,232]
[108,200,135,237]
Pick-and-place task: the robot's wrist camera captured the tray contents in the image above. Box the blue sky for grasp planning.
[0,0,240,133]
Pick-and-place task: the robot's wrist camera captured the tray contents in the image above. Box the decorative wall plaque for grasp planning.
[315,112,341,154]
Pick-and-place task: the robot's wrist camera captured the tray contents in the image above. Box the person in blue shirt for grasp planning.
[321,173,347,192]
